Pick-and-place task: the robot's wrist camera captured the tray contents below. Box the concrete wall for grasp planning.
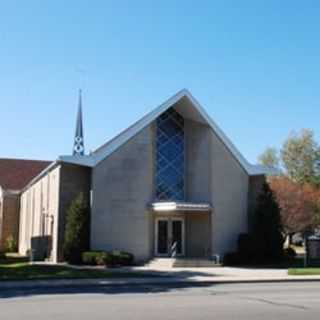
[185,213,211,257]
[90,115,252,261]
[18,163,91,262]
[185,119,211,202]
[209,129,249,257]
[91,125,154,262]
[184,117,250,258]
[57,164,91,261]
[0,192,20,251]
[248,174,266,231]
[19,166,61,261]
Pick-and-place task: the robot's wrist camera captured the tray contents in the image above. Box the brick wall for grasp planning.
[0,193,20,251]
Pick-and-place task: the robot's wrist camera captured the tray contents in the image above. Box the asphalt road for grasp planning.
[1,282,320,320]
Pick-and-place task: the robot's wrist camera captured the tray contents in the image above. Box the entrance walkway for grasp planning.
[130,260,291,282]
[146,258,220,268]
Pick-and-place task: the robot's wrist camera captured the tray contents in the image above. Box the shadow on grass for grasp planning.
[0,256,308,299]
[0,256,225,299]
[0,281,221,299]
[0,267,225,300]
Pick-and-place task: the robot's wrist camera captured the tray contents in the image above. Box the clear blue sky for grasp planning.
[1,1,319,163]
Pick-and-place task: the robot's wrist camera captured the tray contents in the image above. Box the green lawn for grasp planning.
[0,257,158,281]
[288,268,320,276]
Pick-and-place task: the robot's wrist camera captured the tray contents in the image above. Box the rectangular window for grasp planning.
[155,108,184,200]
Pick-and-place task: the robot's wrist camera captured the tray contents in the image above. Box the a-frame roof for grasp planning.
[59,89,275,176]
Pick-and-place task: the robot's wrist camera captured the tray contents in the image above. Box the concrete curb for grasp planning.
[2,276,320,290]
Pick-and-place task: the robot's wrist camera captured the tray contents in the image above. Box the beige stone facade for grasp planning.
[16,90,270,263]
[91,125,154,261]
[19,164,90,262]
[90,116,262,262]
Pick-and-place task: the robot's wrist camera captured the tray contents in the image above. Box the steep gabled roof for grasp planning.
[0,158,52,191]
[59,89,275,176]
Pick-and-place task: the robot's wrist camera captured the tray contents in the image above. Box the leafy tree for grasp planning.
[281,129,320,186]
[258,147,280,169]
[269,177,319,240]
[252,182,284,262]
[63,193,90,264]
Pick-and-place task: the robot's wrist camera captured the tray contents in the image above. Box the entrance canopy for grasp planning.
[150,201,211,213]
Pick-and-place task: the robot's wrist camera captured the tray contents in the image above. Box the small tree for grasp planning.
[269,177,320,241]
[258,147,280,170]
[63,193,90,264]
[5,235,17,253]
[252,182,284,262]
[281,129,320,186]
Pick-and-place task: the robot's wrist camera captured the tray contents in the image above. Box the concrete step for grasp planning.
[145,258,175,269]
[173,258,221,268]
[145,258,221,269]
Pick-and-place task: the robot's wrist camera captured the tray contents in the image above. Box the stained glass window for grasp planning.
[156,108,184,200]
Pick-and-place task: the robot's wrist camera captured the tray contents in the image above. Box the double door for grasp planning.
[155,217,185,257]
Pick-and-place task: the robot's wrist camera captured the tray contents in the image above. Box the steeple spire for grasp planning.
[73,90,85,156]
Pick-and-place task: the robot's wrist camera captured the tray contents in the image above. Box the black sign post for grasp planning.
[306,236,320,267]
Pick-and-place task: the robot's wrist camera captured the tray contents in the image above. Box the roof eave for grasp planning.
[21,161,60,193]
[59,89,270,177]
[58,155,94,167]
[248,165,281,176]
[89,89,258,174]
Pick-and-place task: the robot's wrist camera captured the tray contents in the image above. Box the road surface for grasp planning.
[1,282,320,319]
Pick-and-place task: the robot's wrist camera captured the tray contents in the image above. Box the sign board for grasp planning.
[306,236,320,267]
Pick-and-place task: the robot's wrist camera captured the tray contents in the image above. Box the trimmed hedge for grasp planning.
[82,251,103,265]
[96,252,113,266]
[81,251,134,267]
[111,250,134,266]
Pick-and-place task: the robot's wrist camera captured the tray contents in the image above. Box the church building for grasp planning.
[17,89,273,263]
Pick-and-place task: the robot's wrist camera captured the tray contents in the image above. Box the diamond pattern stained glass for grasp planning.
[156,108,184,200]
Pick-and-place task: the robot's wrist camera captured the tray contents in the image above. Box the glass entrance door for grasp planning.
[157,219,169,255]
[171,219,183,256]
[155,217,185,257]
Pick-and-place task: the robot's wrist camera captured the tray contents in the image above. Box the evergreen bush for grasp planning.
[63,193,90,264]
[252,182,284,262]
[224,183,284,266]
[4,235,17,253]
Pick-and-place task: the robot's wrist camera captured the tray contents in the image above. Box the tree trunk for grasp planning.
[288,233,293,246]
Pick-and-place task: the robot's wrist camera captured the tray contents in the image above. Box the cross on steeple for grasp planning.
[73,90,85,156]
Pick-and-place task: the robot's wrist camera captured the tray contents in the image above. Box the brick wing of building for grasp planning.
[0,159,51,251]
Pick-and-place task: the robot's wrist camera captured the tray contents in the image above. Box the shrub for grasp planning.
[237,233,256,259]
[111,251,134,266]
[284,247,297,258]
[82,251,102,265]
[223,252,241,266]
[81,250,134,267]
[225,183,284,266]
[252,182,284,262]
[96,252,113,266]
[5,235,17,253]
[63,193,90,264]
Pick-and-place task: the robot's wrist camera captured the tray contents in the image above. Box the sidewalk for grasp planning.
[1,266,320,290]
